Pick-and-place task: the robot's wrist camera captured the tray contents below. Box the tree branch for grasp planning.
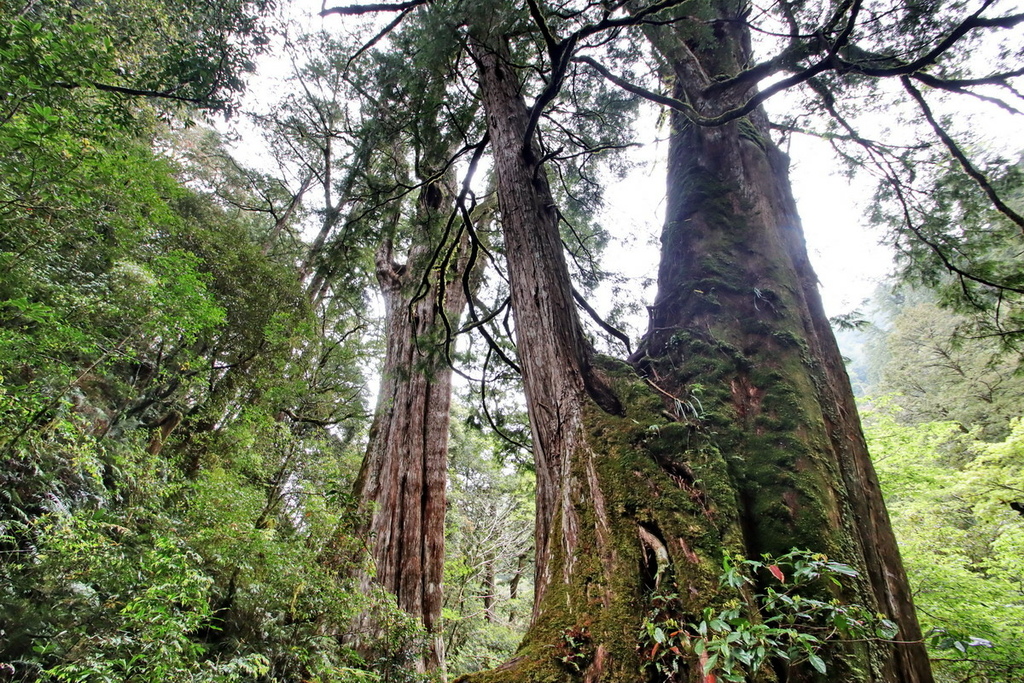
[837,8,1024,78]
[912,71,1024,115]
[902,77,1024,234]
[53,81,209,105]
[573,55,689,111]
[521,0,697,146]
[572,287,632,354]
[319,0,429,17]
[346,7,417,68]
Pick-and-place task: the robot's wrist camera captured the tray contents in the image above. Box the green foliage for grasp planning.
[862,291,1024,440]
[640,550,897,682]
[25,515,220,682]
[1,0,273,118]
[864,404,1024,683]
[0,16,403,674]
[443,410,534,676]
[873,155,1024,350]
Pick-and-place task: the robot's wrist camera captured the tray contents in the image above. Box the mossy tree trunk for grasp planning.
[469,34,740,682]
[355,174,469,673]
[468,33,735,682]
[638,8,932,681]
[461,12,933,683]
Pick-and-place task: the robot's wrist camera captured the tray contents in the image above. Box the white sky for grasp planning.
[232,2,1021,329]
[595,114,891,329]
[595,83,1023,328]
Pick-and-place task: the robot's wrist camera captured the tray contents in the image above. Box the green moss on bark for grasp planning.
[456,362,753,682]
[459,331,895,682]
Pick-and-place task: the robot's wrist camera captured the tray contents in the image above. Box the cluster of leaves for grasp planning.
[1,0,273,119]
[863,402,1024,683]
[861,290,1024,440]
[0,3,431,681]
[554,625,592,673]
[640,551,898,682]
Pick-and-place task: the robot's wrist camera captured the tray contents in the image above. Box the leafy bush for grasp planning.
[864,404,1024,683]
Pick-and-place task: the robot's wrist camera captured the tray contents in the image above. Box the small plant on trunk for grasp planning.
[556,624,593,673]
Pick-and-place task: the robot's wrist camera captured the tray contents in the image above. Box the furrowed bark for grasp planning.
[458,6,932,683]
[355,173,469,673]
[470,36,619,617]
[462,34,737,682]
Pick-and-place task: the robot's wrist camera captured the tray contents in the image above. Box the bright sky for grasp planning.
[787,136,892,315]
[595,113,891,332]
[233,2,1021,331]
[596,84,1023,329]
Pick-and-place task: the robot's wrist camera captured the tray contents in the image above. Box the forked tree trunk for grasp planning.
[460,21,932,683]
[355,176,469,673]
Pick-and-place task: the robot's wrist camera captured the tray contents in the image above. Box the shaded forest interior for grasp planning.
[1,0,1023,682]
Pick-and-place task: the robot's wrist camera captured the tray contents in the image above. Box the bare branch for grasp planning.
[53,81,209,105]
[914,67,1024,89]
[912,71,1024,115]
[525,0,559,54]
[480,346,532,453]
[572,287,632,354]
[346,7,417,68]
[573,55,688,111]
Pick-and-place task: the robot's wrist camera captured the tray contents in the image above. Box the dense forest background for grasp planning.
[1,0,1022,682]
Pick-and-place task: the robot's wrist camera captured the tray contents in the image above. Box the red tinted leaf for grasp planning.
[699,650,716,683]
[768,564,785,582]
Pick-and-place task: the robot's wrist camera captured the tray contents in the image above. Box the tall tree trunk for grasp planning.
[640,99,932,683]
[355,175,469,673]
[470,36,621,618]
[507,551,527,623]
[637,10,932,681]
[460,23,932,683]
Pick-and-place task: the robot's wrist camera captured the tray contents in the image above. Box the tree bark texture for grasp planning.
[470,36,620,617]
[638,10,933,681]
[460,14,932,683]
[355,176,469,673]
[468,36,715,682]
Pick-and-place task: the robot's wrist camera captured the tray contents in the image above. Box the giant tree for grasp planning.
[325,28,489,672]
[324,0,1023,680]
[353,173,473,672]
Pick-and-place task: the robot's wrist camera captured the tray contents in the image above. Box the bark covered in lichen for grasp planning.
[624,105,931,681]
[454,362,749,683]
